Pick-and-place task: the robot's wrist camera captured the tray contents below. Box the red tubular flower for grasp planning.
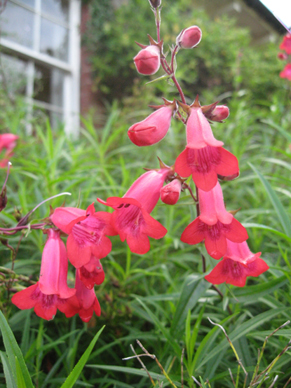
[160,179,182,205]
[134,45,160,75]
[51,203,115,268]
[175,107,238,191]
[280,64,291,81]
[12,229,77,320]
[78,255,105,290]
[176,26,202,49]
[98,168,170,254]
[128,105,174,147]
[279,33,291,55]
[181,182,248,260]
[0,133,18,167]
[205,240,269,287]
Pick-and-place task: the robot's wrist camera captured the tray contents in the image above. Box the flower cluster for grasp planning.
[278,33,291,81]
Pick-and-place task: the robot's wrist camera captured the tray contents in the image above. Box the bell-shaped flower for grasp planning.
[279,33,291,55]
[0,133,18,167]
[175,106,238,191]
[128,102,175,146]
[176,26,202,49]
[181,182,248,260]
[205,240,269,287]
[280,64,291,81]
[12,229,77,320]
[51,203,115,268]
[98,168,171,254]
[78,255,105,290]
[134,45,160,75]
[160,179,182,205]
[65,270,101,322]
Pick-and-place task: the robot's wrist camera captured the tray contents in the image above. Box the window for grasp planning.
[0,0,81,135]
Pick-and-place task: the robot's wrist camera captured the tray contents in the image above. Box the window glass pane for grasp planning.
[41,0,69,23]
[40,18,68,61]
[0,53,27,95]
[18,0,35,8]
[34,64,64,107]
[1,2,34,48]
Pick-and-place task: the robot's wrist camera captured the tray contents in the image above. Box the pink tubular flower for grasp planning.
[78,255,105,290]
[279,33,291,55]
[134,45,160,75]
[205,240,269,287]
[12,229,77,320]
[0,133,18,167]
[51,203,115,268]
[175,107,239,191]
[176,26,202,49]
[128,105,174,147]
[160,179,182,205]
[65,270,101,322]
[98,168,171,254]
[181,182,248,260]
[280,64,291,81]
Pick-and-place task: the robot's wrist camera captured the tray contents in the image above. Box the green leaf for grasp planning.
[15,357,27,388]
[249,163,291,237]
[171,275,211,334]
[0,310,34,388]
[262,119,291,143]
[60,325,105,388]
[0,351,17,388]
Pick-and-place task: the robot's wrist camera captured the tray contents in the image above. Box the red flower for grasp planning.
[205,240,269,287]
[128,105,174,147]
[51,203,115,268]
[98,169,170,254]
[181,183,248,259]
[134,45,160,75]
[78,255,105,290]
[280,64,291,81]
[175,107,238,191]
[279,33,291,55]
[0,133,18,167]
[176,26,202,49]
[12,229,77,320]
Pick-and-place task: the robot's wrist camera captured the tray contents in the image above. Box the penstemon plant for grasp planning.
[1,0,269,325]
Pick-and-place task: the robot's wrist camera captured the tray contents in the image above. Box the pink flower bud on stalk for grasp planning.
[148,0,161,8]
[176,26,202,49]
[128,100,176,146]
[278,52,288,60]
[204,105,230,122]
[134,45,161,75]
[160,179,182,205]
[280,64,291,81]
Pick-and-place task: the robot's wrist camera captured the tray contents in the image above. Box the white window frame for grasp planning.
[0,0,81,136]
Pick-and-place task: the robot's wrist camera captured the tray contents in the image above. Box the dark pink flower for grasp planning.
[279,33,291,55]
[278,52,288,60]
[160,179,182,205]
[280,64,291,81]
[12,229,77,320]
[98,169,170,254]
[175,107,238,191]
[205,240,269,287]
[176,26,202,49]
[78,255,105,290]
[181,183,248,259]
[51,203,115,268]
[0,133,18,167]
[134,45,160,75]
[128,105,174,146]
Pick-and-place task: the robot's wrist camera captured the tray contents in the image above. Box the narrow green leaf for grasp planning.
[87,365,164,381]
[60,325,105,388]
[0,310,34,388]
[0,351,17,388]
[171,275,211,334]
[249,163,291,237]
[262,119,291,143]
[15,356,27,388]
[243,223,291,243]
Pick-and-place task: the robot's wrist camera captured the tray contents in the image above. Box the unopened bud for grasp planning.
[148,0,161,8]
[176,26,202,49]
[206,105,229,122]
[160,179,182,205]
[0,186,7,212]
[278,52,288,60]
[134,45,160,75]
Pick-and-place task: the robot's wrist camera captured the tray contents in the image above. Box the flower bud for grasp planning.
[128,105,173,146]
[206,105,229,122]
[278,52,288,60]
[0,186,7,212]
[176,26,202,49]
[160,179,182,205]
[148,0,161,8]
[134,45,160,75]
